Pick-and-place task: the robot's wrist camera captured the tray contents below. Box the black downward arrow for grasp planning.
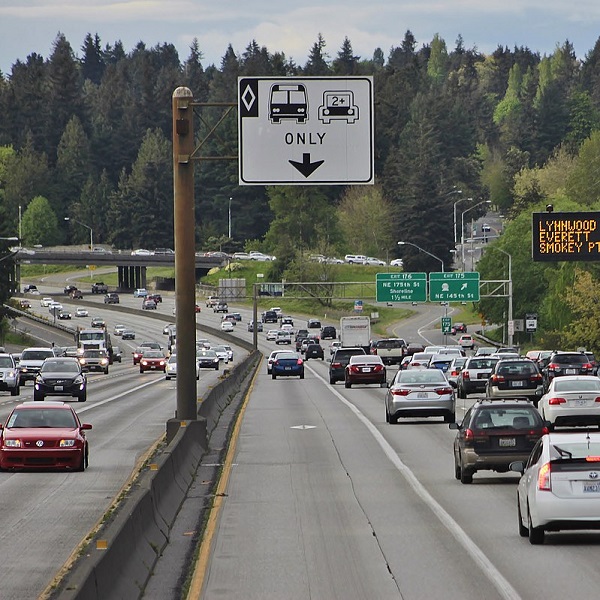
[289,153,324,178]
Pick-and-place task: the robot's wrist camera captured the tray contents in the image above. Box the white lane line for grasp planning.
[76,377,165,413]
[306,363,521,600]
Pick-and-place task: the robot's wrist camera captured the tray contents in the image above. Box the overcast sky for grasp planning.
[1,1,599,75]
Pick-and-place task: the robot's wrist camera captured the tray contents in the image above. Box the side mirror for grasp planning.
[509,461,524,474]
[448,422,460,430]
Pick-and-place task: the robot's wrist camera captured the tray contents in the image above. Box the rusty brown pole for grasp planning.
[172,87,196,421]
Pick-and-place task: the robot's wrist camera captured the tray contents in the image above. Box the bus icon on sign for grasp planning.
[269,83,308,124]
[319,90,359,124]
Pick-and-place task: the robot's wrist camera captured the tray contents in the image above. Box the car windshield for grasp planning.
[79,331,105,342]
[141,343,160,349]
[8,408,77,429]
[397,371,446,384]
[84,351,105,358]
[143,351,163,358]
[41,360,79,373]
[0,357,14,368]
[554,378,600,392]
[198,351,217,357]
[21,350,54,361]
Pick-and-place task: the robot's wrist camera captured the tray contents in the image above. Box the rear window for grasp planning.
[553,354,587,364]
[472,407,541,429]
[334,349,366,360]
[497,362,538,375]
[554,379,600,392]
[467,358,498,370]
[376,340,405,349]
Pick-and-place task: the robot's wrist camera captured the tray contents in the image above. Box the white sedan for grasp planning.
[40,297,53,307]
[266,330,279,341]
[220,321,234,332]
[538,375,600,429]
[512,431,600,544]
[75,307,89,317]
[389,258,404,267]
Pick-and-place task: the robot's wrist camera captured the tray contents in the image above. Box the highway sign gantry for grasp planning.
[238,77,374,185]
[376,273,427,303]
[429,272,480,302]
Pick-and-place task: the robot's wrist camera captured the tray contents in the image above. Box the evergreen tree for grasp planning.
[303,34,330,75]
[332,37,359,75]
[81,33,105,84]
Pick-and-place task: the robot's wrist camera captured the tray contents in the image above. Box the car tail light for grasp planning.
[595,397,600,403]
[332,362,342,369]
[548,397,566,405]
[372,365,383,372]
[434,387,453,395]
[583,363,593,370]
[547,363,560,372]
[464,428,474,441]
[297,359,303,365]
[462,370,470,380]
[450,370,459,377]
[491,374,505,383]
[530,373,542,382]
[537,462,552,491]
[391,388,410,396]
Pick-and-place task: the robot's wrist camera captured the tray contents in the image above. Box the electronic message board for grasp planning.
[532,212,600,262]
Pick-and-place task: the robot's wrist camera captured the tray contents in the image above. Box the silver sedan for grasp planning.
[385,368,455,424]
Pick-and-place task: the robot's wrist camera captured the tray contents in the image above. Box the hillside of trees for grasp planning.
[3,30,600,347]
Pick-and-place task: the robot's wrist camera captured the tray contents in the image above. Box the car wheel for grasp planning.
[385,407,390,424]
[215,365,219,371]
[139,369,144,374]
[166,375,171,380]
[528,507,544,544]
[388,410,398,425]
[460,458,473,484]
[454,455,461,480]
[300,372,304,379]
[78,392,87,402]
[104,368,109,375]
[272,373,276,380]
[11,385,19,397]
[33,392,44,401]
[344,380,351,388]
[77,446,88,472]
[380,381,387,388]
[517,497,528,537]
[458,385,466,399]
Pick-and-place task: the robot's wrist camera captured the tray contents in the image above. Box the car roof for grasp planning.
[349,355,383,363]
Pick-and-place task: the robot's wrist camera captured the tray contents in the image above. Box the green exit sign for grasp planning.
[429,272,480,302]
[376,272,427,303]
[441,317,452,333]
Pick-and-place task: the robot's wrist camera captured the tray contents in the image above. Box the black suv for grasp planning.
[449,398,547,484]
[104,292,120,304]
[320,326,337,340]
[543,351,595,389]
[329,347,366,384]
[308,319,321,329]
[262,310,278,323]
[33,357,87,402]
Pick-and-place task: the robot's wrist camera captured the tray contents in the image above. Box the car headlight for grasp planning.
[4,439,21,447]
[59,439,76,447]
[7,370,16,378]
[101,359,108,365]
[79,359,86,365]
[141,360,148,365]
[74,375,84,384]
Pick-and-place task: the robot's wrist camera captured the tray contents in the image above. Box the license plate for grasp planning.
[417,392,428,399]
[285,366,291,370]
[566,369,577,375]
[499,438,516,447]
[584,483,600,493]
[362,367,371,373]
[511,380,524,387]
[478,372,490,379]
[54,385,63,391]
[574,399,589,406]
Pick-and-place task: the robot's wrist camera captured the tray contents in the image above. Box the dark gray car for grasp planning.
[329,347,366,384]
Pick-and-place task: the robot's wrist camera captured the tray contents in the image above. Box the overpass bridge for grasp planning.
[8,249,225,293]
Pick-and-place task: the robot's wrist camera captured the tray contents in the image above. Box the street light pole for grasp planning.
[228,197,232,239]
[491,247,513,348]
[64,217,93,251]
[461,200,491,270]
[397,241,444,272]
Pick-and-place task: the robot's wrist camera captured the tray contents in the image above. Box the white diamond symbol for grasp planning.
[242,85,256,112]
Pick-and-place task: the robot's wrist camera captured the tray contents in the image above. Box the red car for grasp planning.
[195,304,201,313]
[132,347,146,365]
[0,401,91,471]
[139,350,166,373]
[344,355,387,388]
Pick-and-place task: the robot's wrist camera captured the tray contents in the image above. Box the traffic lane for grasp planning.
[201,366,505,600]
[0,341,235,598]
[333,380,600,599]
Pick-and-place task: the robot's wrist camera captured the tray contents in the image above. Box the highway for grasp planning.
[0,281,249,600]
[6,278,600,600]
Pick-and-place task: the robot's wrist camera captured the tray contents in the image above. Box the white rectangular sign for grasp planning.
[238,77,374,185]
